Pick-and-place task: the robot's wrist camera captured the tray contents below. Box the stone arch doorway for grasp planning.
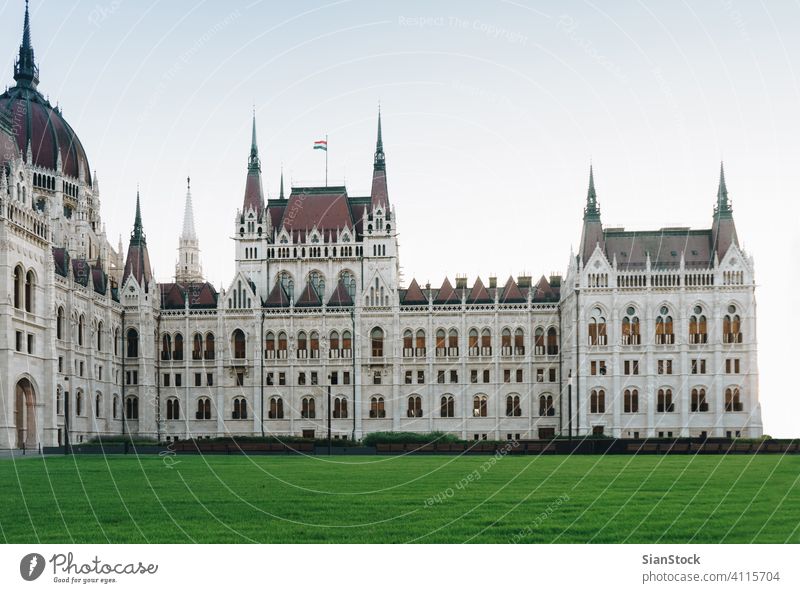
[14,378,37,449]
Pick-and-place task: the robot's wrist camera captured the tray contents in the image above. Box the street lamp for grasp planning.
[347,277,357,442]
[327,374,332,455]
[567,374,573,442]
[63,375,70,455]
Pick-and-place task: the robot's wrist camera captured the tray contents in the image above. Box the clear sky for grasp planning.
[1,1,798,436]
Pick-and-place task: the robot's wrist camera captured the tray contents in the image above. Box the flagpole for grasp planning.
[325,133,328,187]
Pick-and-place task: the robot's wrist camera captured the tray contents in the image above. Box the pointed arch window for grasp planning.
[205,333,215,360]
[166,398,180,420]
[590,389,605,413]
[309,331,320,359]
[371,327,384,357]
[24,270,34,313]
[301,397,316,419]
[403,329,413,358]
[624,389,639,413]
[278,332,288,359]
[480,329,492,356]
[13,265,23,309]
[269,397,284,419]
[233,398,248,420]
[506,395,521,417]
[655,307,674,344]
[547,327,559,355]
[415,329,426,357]
[342,330,352,357]
[265,331,276,359]
[125,395,139,419]
[468,328,479,356]
[56,306,64,340]
[407,396,423,418]
[333,397,348,418]
[95,393,103,418]
[297,331,308,358]
[514,328,525,355]
[435,329,446,357]
[501,328,512,356]
[588,308,607,346]
[691,388,708,412]
[473,395,488,417]
[539,395,555,416]
[440,395,455,417]
[689,306,707,344]
[328,330,340,358]
[77,315,85,347]
[621,307,640,345]
[448,329,459,356]
[723,305,742,343]
[96,321,103,352]
[369,396,385,418]
[161,334,172,360]
[196,397,211,420]
[193,333,203,360]
[657,388,674,412]
[232,329,246,359]
[725,387,743,412]
[173,333,184,361]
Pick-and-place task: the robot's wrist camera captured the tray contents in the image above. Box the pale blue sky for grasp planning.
[1,0,798,435]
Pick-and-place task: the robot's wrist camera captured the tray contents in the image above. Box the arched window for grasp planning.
[468,328,479,356]
[725,387,742,412]
[506,395,521,417]
[655,306,674,344]
[126,329,139,358]
[403,329,413,358]
[232,329,246,359]
[95,393,103,418]
[114,328,120,356]
[77,315,85,346]
[480,329,492,356]
[13,265,23,309]
[514,328,524,355]
[473,395,488,417]
[657,388,674,412]
[113,395,119,419]
[125,396,138,419]
[334,397,348,419]
[415,329,426,357]
[501,328,512,356]
[371,327,384,357]
[448,329,458,356]
[621,307,640,345]
[369,396,386,418]
[296,331,308,358]
[75,391,83,416]
[56,306,64,340]
[342,330,352,357]
[588,308,607,346]
[328,331,339,358]
[265,331,276,359]
[590,389,605,413]
[277,331,288,358]
[435,329,446,357]
[269,397,284,419]
[691,388,708,412]
[161,333,172,360]
[301,397,316,419]
[407,396,423,418]
[196,397,211,420]
[192,333,203,360]
[204,333,215,360]
[24,269,34,313]
[689,306,707,344]
[534,327,545,355]
[96,321,103,351]
[440,395,455,417]
[166,398,180,420]
[547,327,559,355]
[233,398,248,419]
[538,395,555,416]
[172,333,183,360]
[723,305,742,343]
[624,389,639,413]
[309,331,320,359]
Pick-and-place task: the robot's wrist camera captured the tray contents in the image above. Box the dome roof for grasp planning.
[0,1,91,184]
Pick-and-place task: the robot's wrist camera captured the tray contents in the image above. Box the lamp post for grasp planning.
[63,376,70,455]
[327,379,332,456]
[567,374,573,442]
[348,277,356,442]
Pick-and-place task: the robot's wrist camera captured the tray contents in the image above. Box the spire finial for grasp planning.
[584,164,600,218]
[279,165,285,200]
[132,189,145,244]
[373,105,385,171]
[187,175,191,190]
[14,0,39,88]
[248,110,260,172]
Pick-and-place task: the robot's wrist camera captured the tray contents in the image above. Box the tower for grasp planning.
[711,162,739,261]
[175,176,203,283]
[577,165,604,266]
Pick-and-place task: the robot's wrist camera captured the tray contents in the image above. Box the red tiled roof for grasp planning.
[327,279,353,306]
[242,169,264,213]
[52,247,68,277]
[402,278,427,305]
[71,259,90,286]
[264,282,290,307]
[604,228,713,269]
[295,282,322,307]
[371,168,388,209]
[123,243,152,288]
[279,188,353,242]
[467,277,491,303]
[159,282,218,309]
[434,277,459,304]
[500,276,525,303]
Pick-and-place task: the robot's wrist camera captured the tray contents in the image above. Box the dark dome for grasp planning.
[0,120,20,165]
[0,86,91,185]
[0,1,91,185]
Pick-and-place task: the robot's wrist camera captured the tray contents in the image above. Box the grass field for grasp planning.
[1,454,798,543]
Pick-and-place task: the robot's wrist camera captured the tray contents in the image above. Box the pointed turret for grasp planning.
[176,176,203,282]
[370,107,389,209]
[123,191,153,289]
[711,162,739,261]
[242,111,265,213]
[279,167,285,200]
[14,0,39,89]
[578,165,604,265]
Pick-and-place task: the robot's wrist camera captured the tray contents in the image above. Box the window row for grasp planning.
[588,387,743,413]
[368,394,557,418]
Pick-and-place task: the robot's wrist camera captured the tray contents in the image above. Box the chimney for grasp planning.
[455,275,467,289]
[517,275,531,288]
[549,274,561,287]
[488,276,497,289]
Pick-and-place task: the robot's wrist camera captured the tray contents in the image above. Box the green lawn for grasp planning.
[1,454,798,543]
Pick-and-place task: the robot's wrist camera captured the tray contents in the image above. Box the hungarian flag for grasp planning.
[313,139,327,151]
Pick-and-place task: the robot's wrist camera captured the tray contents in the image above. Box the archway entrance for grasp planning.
[14,378,37,449]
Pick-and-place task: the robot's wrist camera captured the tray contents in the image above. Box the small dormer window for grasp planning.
[311,234,319,244]
[670,251,677,257]
[279,235,288,244]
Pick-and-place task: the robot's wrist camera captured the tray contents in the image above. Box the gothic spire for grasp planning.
[373,105,385,172]
[248,110,260,172]
[584,164,600,219]
[715,161,731,216]
[123,189,153,289]
[279,166,285,200]
[182,176,197,240]
[14,0,39,88]
[132,189,145,244]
